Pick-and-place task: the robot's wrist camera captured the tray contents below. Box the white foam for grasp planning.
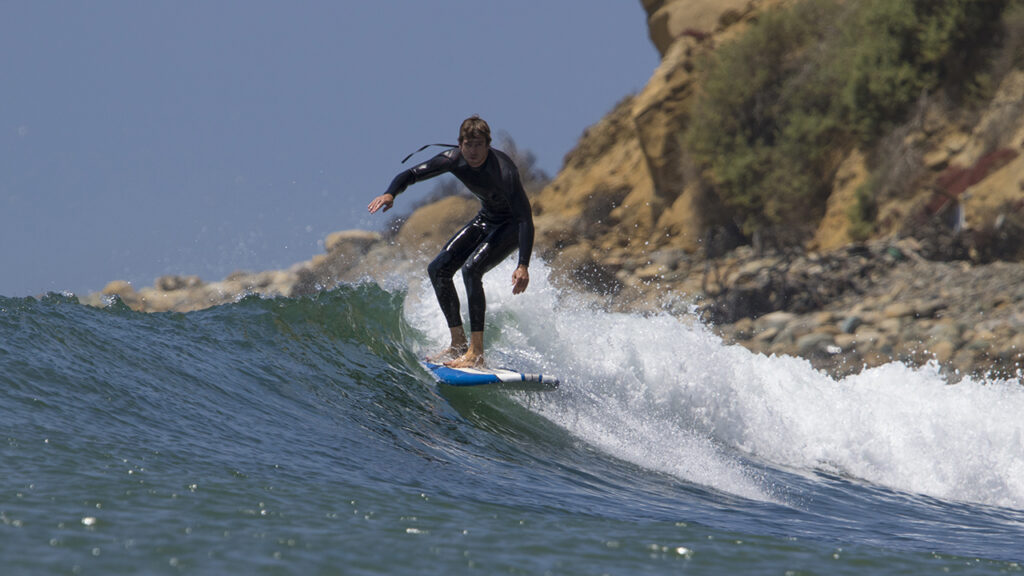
[404,260,1024,510]
[405,261,771,502]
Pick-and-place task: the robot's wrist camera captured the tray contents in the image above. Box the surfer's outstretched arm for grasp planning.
[369,148,457,215]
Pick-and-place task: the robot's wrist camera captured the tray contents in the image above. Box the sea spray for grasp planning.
[408,261,779,502]
[408,260,1024,511]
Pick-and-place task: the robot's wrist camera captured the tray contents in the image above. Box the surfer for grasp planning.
[367,115,534,368]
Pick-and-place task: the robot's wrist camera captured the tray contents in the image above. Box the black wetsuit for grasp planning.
[383,147,534,333]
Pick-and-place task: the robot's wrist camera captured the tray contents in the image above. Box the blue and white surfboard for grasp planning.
[422,361,559,390]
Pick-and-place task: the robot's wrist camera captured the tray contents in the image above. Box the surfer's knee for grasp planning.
[461,261,486,291]
[428,254,456,285]
[461,254,489,280]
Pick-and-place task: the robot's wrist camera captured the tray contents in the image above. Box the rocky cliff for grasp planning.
[88,0,1024,380]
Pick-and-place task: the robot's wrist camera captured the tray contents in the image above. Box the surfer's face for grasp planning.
[460,138,489,168]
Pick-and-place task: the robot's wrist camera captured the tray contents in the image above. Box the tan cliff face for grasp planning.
[537,0,1024,269]
[531,0,781,291]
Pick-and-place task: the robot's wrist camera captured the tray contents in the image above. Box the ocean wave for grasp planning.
[3,268,1024,566]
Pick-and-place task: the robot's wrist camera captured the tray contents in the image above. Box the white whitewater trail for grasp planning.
[404,260,1024,511]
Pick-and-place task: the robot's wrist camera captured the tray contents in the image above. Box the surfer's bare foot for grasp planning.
[445,330,485,368]
[426,326,469,362]
[426,343,468,363]
[444,351,485,369]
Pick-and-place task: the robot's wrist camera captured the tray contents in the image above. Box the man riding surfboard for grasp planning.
[368,115,534,368]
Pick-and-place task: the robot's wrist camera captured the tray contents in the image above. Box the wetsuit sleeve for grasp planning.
[383,151,456,197]
[508,168,534,268]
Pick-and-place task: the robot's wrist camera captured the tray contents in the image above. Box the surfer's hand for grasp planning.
[368,194,394,214]
[512,265,529,295]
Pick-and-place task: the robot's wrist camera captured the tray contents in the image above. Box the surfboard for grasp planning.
[421,361,560,390]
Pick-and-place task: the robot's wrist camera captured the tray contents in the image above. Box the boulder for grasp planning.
[325,229,383,254]
[102,280,135,297]
[796,332,837,358]
[155,275,203,292]
[641,0,754,56]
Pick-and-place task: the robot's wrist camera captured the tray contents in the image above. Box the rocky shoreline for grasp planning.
[84,229,1024,382]
[696,240,1024,381]
[548,234,1024,381]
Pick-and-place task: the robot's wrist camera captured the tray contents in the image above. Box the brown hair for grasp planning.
[459,115,491,144]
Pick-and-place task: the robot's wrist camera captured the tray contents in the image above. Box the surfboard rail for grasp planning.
[422,361,560,389]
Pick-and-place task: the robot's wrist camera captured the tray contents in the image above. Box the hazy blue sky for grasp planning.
[1,1,659,297]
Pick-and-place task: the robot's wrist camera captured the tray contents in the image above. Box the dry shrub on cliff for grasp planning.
[841,0,1010,141]
[685,0,1013,247]
[685,0,849,242]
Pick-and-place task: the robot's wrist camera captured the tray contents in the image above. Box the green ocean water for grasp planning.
[2,271,1023,575]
